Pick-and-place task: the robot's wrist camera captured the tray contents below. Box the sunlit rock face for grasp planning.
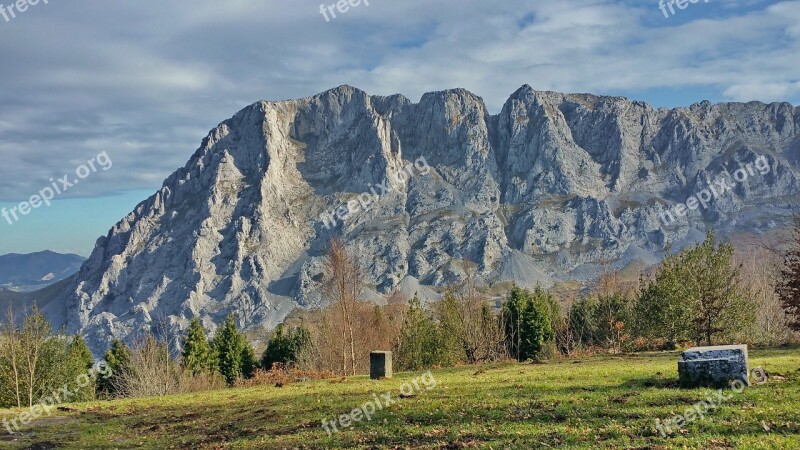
[51,85,800,353]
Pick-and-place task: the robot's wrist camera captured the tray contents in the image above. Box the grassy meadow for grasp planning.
[1,347,799,449]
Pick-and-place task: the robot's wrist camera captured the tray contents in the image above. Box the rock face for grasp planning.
[48,85,800,354]
[678,345,750,388]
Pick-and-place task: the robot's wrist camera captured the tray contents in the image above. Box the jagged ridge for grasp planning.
[49,85,800,353]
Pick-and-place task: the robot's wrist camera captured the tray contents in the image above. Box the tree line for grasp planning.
[2,225,798,405]
[266,229,800,372]
[0,309,260,406]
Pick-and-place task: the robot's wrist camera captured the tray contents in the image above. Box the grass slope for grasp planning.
[1,348,799,449]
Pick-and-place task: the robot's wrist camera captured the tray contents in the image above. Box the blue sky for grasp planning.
[0,0,798,256]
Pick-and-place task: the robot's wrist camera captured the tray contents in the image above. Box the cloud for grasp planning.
[0,0,797,203]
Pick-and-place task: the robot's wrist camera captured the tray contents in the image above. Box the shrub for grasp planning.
[113,334,182,398]
[234,364,336,388]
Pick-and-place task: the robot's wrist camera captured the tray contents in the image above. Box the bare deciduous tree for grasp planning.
[0,307,67,408]
[298,289,405,375]
[739,247,796,344]
[776,217,800,330]
[115,333,182,398]
[322,237,362,376]
[440,277,504,364]
[19,307,58,407]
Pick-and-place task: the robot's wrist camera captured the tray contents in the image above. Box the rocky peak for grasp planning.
[48,86,798,354]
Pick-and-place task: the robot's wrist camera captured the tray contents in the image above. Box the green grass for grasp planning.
[1,347,799,449]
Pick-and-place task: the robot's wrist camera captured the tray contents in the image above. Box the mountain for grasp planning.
[47,85,799,353]
[0,277,73,321]
[0,251,85,292]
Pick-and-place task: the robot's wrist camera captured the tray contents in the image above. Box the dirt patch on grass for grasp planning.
[27,416,76,428]
[610,390,641,404]
[23,443,59,450]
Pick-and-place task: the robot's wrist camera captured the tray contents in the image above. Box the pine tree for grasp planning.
[633,249,693,347]
[520,288,555,360]
[502,286,555,361]
[261,325,311,370]
[502,286,526,360]
[241,344,258,379]
[211,314,256,384]
[181,318,216,375]
[777,218,800,330]
[396,295,450,370]
[69,335,94,370]
[685,231,752,345]
[633,230,753,346]
[98,339,131,397]
[66,335,95,402]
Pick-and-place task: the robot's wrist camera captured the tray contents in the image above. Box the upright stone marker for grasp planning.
[370,351,392,380]
[678,344,750,388]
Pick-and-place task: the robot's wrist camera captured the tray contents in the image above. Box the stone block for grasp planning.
[678,345,750,388]
[370,351,392,380]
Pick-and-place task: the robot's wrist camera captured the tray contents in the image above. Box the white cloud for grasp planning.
[724,81,800,101]
[0,0,797,202]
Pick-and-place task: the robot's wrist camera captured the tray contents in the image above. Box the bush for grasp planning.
[234,364,336,388]
[113,334,182,398]
[111,333,228,398]
[176,369,227,393]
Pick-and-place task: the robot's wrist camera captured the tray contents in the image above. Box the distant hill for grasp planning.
[0,251,85,292]
[0,277,73,324]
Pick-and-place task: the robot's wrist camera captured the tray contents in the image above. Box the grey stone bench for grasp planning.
[678,345,750,388]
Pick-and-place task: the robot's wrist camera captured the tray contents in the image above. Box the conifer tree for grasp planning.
[211,314,256,384]
[633,230,753,346]
[261,324,310,370]
[396,295,449,370]
[98,339,131,397]
[181,318,216,375]
[66,335,95,402]
[633,248,693,347]
[503,286,555,361]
